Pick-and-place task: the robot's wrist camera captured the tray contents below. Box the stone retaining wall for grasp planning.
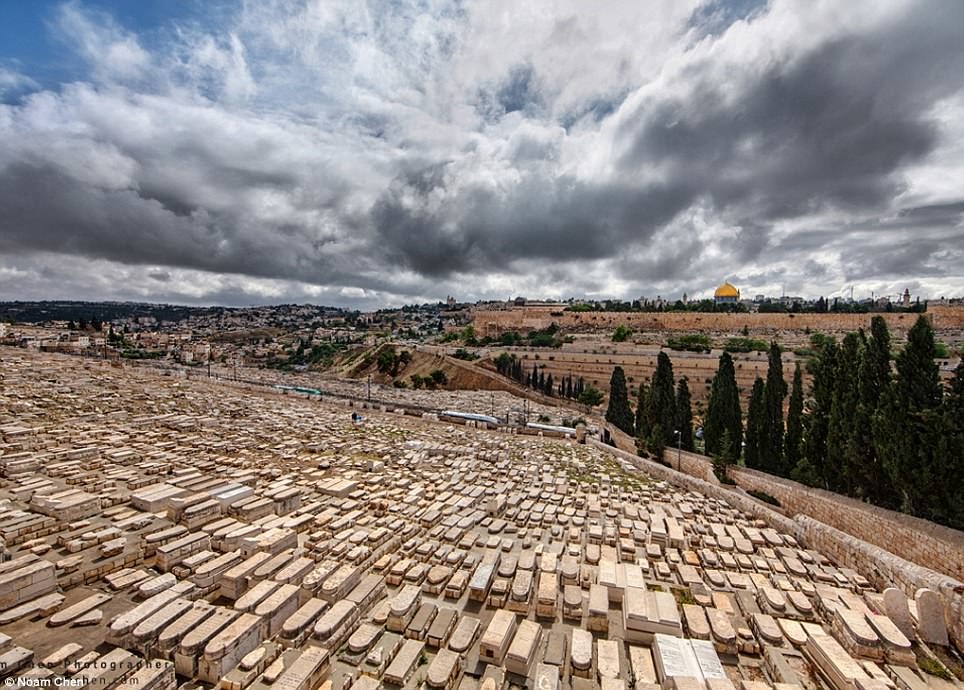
[727,466,964,583]
[589,435,964,653]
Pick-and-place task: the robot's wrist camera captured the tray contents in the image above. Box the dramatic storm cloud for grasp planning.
[1,0,963,306]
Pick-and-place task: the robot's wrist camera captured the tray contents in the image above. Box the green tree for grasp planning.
[876,316,942,518]
[713,430,736,482]
[635,382,651,447]
[826,332,862,494]
[605,366,635,435]
[675,377,694,452]
[704,352,742,463]
[646,352,676,455]
[612,324,633,342]
[578,385,604,407]
[376,345,398,375]
[853,317,895,505]
[934,362,964,529]
[744,378,765,469]
[760,342,787,474]
[797,339,838,487]
[784,363,804,474]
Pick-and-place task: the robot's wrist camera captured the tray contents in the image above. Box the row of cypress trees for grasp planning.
[604,315,962,529]
[713,315,963,529]
[605,354,695,458]
[790,315,963,529]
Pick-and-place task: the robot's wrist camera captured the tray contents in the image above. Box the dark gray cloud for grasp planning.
[369,170,701,277]
[620,1,963,219]
[358,0,964,296]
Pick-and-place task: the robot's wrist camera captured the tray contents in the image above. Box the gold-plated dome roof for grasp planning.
[714,282,739,298]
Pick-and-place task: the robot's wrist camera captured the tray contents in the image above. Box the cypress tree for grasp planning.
[647,352,676,455]
[545,373,554,396]
[713,430,736,482]
[760,342,787,474]
[897,316,942,409]
[935,362,964,529]
[744,378,766,469]
[876,316,942,518]
[635,382,651,449]
[676,376,694,452]
[784,363,804,475]
[704,352,742,463]
[605,366,634,435]
[797,339,837,487]
[826,332,862,494]
[854,317,895,505]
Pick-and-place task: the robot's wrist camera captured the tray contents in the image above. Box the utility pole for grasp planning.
[675,429,682,472]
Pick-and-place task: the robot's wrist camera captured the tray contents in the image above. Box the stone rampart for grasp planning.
[473,304,964,339]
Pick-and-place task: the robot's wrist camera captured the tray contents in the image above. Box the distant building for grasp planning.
[902,288,911,308]
[714,282,740,304]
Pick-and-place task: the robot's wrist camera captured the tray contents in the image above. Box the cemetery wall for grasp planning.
[593,430,964,652]
[726,467,964,583]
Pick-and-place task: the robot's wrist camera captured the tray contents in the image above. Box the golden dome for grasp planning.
[714,282,739,299]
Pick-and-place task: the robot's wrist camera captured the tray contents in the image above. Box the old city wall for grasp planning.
[474,304,964,338]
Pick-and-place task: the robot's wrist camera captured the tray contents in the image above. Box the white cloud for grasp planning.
[0,0,960,306]
[54,2,151,82]
[0,66,38,97]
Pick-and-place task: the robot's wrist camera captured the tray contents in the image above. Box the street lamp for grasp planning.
[674,429,682,472]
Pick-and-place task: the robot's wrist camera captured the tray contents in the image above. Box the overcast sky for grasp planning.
[1,0,962,308]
